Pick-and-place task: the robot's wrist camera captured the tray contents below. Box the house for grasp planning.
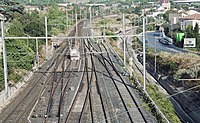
[180,14,200,33]
[131,2,138,8]
[160,0,170,10]
[185,10,200,15]
[24,5,40,12]
[169,13,185,30]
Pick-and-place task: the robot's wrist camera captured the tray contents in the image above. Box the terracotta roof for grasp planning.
[181,14,200,20]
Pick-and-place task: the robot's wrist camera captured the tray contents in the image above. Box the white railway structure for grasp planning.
[70,48,80,60]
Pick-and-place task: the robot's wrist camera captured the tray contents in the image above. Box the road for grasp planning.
[138,31,186,53]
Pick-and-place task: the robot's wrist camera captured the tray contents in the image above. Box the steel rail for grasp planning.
[1,40,68,123]
[101,43,148,123]
[87,41,134,123]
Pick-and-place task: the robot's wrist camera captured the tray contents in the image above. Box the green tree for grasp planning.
[47,5,66,35]
[193,23,200,50]
[6,20,24,36]
[194,23,199,35]
[185,25,194,38]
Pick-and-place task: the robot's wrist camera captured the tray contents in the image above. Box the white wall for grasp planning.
[181,20,200,33]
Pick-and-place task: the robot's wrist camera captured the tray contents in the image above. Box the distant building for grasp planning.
[180,14,200,33]
[160,0,169,4]
[185,10,200,15]
[169,13,185,30]
[131,2,138,8]
[24,5,40,12]
[160,0,170,10]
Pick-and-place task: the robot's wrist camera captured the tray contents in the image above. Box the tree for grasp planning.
[194,23,199,35]
[184,24,200,51]
[1,0,24,21]
[193,23,200,51]
[6,20,24,36]
[185,25,194,38]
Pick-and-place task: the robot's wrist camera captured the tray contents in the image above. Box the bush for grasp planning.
[105,31,118,41]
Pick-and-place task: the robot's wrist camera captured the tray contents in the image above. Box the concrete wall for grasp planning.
[0,71,33,111]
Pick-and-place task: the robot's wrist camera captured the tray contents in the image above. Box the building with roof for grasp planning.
[180,14,200,33]
[169,13,183,30]
[160,0,170,10]
[160,0,169,4]
[185,10,200,15]
[24,5,40,13]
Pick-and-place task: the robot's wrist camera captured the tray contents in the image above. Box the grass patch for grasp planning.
[129,76,181,123]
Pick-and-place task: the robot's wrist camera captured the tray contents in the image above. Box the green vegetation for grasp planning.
[47,5,68,35]
[105,31,118,41]
[184,23,200,51]
[147,51,200,88]
[0,4,71,91]
[130,73,181,123]
[0,0,24,21]
[146,84,180,123]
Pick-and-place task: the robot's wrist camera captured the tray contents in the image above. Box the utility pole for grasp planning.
[80,7,82,20]
[1,21,8,98]
[89,6,92,27]
[143,17,146,91]
[36,38,39,67]
[154,37,157,74]
[76,12,78,37]
[122,13,126,66]
[66,8,68,30]
[134,18,136,27]
[45,17,48,60]
[138,18,140,26]
[72,11,74,25]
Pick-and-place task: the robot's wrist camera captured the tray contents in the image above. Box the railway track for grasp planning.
[0,32,73,123]
[0,18,156,123]
[0,19,86,123]
[64,22,146,123]
[82,27,148,122]
[64,39,104,123]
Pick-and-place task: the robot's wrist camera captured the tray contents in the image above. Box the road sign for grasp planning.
[176,33,184,42]
[184,38,196,48]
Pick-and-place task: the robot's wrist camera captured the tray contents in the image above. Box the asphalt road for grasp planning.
[139,31,186,53]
